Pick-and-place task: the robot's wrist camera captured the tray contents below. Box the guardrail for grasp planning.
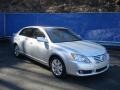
[0,13,5,37]
[0,13,120,46]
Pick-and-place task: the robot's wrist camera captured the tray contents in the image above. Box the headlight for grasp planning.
[71,53,91,63]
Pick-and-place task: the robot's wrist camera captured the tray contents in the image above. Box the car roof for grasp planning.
[24,26,67,30]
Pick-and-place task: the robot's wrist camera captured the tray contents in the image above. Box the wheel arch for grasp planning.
[49,54,65,67]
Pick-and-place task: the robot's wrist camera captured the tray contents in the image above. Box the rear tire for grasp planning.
[14,45,21,57]
[50,57,66,78]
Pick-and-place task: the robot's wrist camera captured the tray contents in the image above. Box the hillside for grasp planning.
[0,0,120,12]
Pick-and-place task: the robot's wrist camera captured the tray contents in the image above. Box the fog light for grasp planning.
[79,70,83,74]
[78,70,92,74]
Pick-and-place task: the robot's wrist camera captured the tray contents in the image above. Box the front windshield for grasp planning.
[46,28,81,43]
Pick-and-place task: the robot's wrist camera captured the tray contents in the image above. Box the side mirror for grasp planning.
[37,37,48,43]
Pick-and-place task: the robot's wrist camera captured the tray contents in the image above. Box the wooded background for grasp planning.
[0,0,120,12]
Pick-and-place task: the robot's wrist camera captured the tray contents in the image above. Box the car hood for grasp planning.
[56,40,106,56]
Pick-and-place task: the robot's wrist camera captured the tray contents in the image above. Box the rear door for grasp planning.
[19,28,34,55]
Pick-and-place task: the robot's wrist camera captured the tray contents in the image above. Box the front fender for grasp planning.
[50,47,69,66]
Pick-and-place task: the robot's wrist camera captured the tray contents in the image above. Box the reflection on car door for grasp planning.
[19,28,34,56]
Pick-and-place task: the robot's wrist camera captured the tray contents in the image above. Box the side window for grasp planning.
[19,28,33,38]
[33,28,45,38]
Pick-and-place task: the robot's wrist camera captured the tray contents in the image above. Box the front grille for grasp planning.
[96,66,107,72]
[94,54,106,63]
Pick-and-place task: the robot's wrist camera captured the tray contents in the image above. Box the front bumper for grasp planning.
[66,56,109,76]
[76,64,109,76]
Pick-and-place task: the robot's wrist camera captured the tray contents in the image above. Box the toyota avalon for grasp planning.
[13,26,109,78]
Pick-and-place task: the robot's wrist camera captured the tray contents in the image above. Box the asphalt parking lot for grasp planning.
[0,40,120,90]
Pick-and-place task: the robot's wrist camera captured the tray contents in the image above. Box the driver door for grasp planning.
[32,28,49,64]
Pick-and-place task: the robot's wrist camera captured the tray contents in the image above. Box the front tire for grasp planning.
[50,57,66,78]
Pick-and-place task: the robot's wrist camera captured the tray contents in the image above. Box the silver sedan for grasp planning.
[13,26,109,78]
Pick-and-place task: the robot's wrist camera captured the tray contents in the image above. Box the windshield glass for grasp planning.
[46,28,81,43]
